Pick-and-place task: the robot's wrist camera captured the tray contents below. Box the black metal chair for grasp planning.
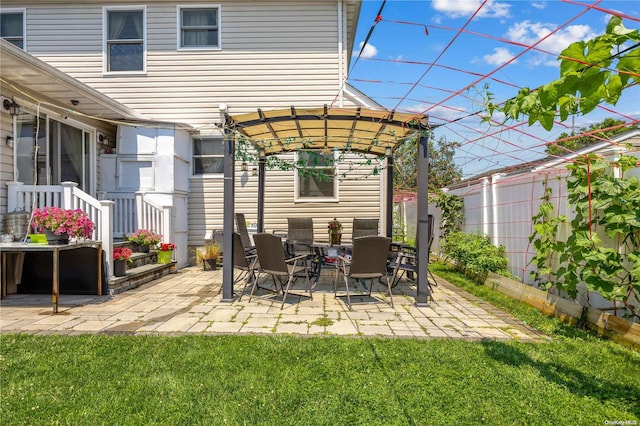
[352,218,379,239]
[252,233,313,309]
[235,212,255,253]
[389,214,437,295]
[233,232,259,300]
[335,236,393,310]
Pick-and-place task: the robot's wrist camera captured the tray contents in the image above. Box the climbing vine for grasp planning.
[234,136,386,182]
[529,154,640,321]
[486,16,640,130]
[430,191,464,239]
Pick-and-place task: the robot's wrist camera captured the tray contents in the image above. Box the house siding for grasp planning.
[16,1,349,127]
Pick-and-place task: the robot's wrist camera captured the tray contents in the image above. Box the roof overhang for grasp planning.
[224,106,430,157]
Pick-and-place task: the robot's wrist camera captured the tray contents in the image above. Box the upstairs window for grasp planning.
[178,6,220,49]
[295,151,338,201]
[104,7,145,72]
[193,137,224,175]
[1,10,25,49]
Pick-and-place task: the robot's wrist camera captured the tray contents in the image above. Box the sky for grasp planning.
[346,0,640,179]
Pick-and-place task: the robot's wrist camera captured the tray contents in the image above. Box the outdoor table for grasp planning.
[0,240,102,314]
[302,241,353,285]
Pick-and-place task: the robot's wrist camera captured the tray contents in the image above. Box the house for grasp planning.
[0,0,402,279]
[446,128,640,313]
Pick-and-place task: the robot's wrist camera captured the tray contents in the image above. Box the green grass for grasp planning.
[1,266,639,425]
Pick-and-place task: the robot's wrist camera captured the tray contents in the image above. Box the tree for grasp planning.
[393,134,462,192]
[547,118,639,156]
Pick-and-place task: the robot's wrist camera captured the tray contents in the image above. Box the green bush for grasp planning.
[441,231,512,283]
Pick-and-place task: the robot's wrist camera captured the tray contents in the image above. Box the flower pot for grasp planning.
[330,232,342,245]
[137,244,150,253]
[114,259,127,277]
[157,250,173,264]
[44,228,69,245]
[203,259,217,271]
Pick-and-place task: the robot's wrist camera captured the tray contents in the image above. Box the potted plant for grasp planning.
[157,242,176,264]
[327,217,343,245]
[113,247,133,277]
[197,242,220,270]
[31,206,95,245]
[127,229,162,252]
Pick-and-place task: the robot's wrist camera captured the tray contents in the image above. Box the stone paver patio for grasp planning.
[0,266,546,341]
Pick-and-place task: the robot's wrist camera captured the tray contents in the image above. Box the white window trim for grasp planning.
[0,8,26,50]
[176,4,222,51]
[102,5,147,75]
[293,151,339,203]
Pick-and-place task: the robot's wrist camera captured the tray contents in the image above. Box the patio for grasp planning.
[0,267,544,341]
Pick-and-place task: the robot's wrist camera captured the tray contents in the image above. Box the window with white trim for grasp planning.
[295,151,338,201]
[104,7,145,72]
[1,10,24,49]
[193,137,224,175]
[178,5,220,49]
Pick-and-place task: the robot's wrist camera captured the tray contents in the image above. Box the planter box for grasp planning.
[485,273,640,350]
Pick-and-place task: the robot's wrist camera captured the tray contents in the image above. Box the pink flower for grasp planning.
[31,207,95,239]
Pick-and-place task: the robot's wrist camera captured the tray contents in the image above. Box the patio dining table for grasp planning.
[285,240,352,285]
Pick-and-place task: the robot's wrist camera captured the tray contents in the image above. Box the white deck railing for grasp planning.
[6,181,173,277]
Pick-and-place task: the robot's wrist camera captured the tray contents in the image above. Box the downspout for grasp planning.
[337,0,344,107]
[481,177,489,236]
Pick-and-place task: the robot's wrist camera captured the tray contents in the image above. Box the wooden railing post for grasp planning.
[162,205,173,243]
[100,200,115,277]
[135,192,144,229]
[6,181,22,211]
[61,182,78,209]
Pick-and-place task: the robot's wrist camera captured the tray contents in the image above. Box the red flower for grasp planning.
[159,243,176,251]
[113,247,133,262]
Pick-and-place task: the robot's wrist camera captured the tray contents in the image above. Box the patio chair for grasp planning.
[389,214,437,295]
[352,218,379,239]
[235,212,255,253]
[335,235,393,310]
[233,232,259,300]
[285,217,314,257]
[252,233,313,309]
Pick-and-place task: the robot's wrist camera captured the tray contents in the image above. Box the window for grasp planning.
[104,7,145,72]
[15,112,94,194]
[1,10,24,49]
[193,137,224,175]
[295,151,338,201]
[178,6,220,49]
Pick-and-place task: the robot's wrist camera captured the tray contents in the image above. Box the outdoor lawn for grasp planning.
[1,266,638,425]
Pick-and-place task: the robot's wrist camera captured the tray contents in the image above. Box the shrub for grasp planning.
[441,231,512,283]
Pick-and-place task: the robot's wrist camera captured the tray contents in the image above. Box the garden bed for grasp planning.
[485,273,640,350]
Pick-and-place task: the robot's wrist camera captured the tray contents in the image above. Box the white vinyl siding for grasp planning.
[177,4,220,50]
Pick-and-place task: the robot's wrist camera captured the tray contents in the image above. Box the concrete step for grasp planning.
[108,261,176,295]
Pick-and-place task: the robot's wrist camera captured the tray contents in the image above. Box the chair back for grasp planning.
[287,218,314,244]
[253,233,288,275]
[352,218,379,239]
[235,212,253,249]
[232,232,250,269]
[350,236,391,276]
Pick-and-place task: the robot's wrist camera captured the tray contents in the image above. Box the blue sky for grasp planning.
[347,0,640,178]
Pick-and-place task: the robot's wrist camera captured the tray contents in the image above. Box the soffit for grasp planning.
[225,106,429,157]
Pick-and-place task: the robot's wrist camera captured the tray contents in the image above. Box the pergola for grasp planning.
[220,106,433,306]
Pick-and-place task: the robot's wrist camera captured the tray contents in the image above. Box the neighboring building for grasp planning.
[446,129,640,312]
[0,1,394,275]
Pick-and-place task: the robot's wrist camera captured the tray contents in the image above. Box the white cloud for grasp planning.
[432,0,511,18]
[357,41,378,59]
[505,21,597,65]
[483,47,517,66]
[531,2,546,10]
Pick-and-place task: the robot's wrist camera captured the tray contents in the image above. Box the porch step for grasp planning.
[109,241,177,295]
[108,261,177,295]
